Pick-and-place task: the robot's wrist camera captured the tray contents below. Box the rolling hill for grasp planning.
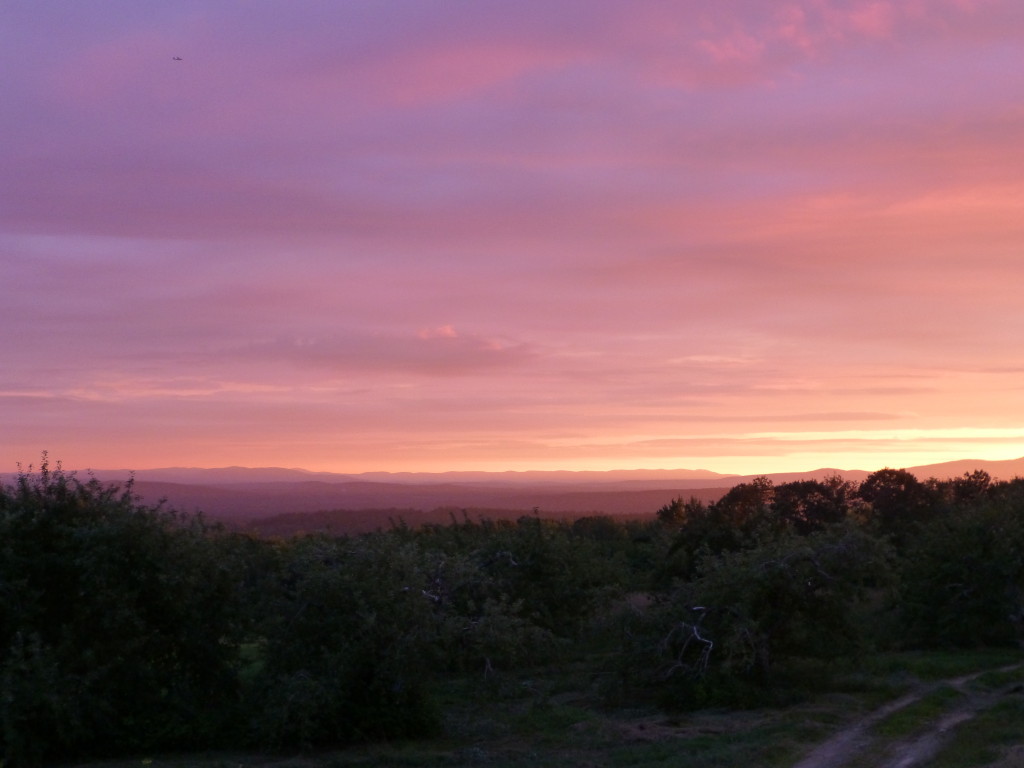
[14,454,999,532]
[7,457,1021,536]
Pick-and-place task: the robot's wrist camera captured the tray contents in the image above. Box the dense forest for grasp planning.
[3,457,1024,765]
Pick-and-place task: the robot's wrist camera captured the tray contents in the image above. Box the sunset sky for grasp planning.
[3,0,1024,475]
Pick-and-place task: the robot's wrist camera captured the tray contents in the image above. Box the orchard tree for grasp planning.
[661,478,777,581]
[0,456,244,765]
[638,523,892,707]
[898,497,1024,648]
[857,468,935,547]
[251,533,447,749]
[772,476,853,535]
[715,476,775,523]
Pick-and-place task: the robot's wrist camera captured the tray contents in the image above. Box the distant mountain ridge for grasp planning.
[78,456,1024,490]
[86,465,736,487]
[903,457,1024,481]
[5,457,1021,531]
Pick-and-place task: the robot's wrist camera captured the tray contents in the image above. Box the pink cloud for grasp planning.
[697,30,766,64]
[845,2,897,38]
[775,5,817,53]
[374,42,577,106]
[417,325,459,339]
[235,330,535,378]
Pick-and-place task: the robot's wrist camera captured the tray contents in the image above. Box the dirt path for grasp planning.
[792,665,1023,768]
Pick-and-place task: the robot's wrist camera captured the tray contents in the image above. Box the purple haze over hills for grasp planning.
[13,457,1011,530]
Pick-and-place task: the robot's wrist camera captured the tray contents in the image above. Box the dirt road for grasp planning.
[793,665,1024,768]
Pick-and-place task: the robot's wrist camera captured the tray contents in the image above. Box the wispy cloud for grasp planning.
[236,329,535,377]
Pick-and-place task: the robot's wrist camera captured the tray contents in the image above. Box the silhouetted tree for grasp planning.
[898,496,1024,648]
[857,468,935,547]
[0,456,243,765]
[772,476,853,535]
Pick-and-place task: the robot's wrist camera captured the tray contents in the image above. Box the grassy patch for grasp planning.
[512,701,595,739]
[871,685,965,738]
[859,650,1022,681]
[603,717,809,768]
[929,697,1024,768]
[973,664,1024,691]
[53,652,1024,768]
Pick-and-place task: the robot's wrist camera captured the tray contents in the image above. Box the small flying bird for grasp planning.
[172,56,183,61]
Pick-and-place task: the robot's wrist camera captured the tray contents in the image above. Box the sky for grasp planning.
[3,0,1024,476]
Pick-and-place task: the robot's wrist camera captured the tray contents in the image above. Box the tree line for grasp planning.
[2,456,1023,765]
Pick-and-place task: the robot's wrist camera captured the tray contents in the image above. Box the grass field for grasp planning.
[53,649,1024,768]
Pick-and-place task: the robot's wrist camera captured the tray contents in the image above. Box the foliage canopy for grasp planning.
[2,456,1022,765]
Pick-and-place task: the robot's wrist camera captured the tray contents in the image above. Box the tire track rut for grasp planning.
[792,664,1023,768]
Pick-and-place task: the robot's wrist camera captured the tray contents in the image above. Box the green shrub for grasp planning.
[0,457,244,765]
[625,524,892,708]
[897,498,1024,648]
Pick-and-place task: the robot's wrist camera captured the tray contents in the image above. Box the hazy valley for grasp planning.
[66,456,1024,536]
